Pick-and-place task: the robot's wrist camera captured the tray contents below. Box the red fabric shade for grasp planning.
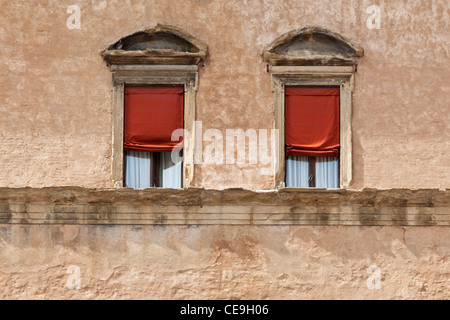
[124,86,184,152]
[285,87,340,157]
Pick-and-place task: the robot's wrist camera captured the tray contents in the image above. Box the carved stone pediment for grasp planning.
[101,24,208,65]
[263,26,364,66]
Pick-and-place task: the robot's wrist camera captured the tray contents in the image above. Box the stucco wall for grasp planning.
[0,1,448,301]
[1,224,448,299]
[0,0,448,189]
[0,187,448,299]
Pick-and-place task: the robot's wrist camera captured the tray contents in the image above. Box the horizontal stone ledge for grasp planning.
[1,219,448,227]
[0,187,448,226]
[4,206,448,215]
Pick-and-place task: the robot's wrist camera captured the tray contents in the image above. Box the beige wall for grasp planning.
[0,224,448,300]
[0,187,448,299]
[0,1,449,300]
[0,0,448,190]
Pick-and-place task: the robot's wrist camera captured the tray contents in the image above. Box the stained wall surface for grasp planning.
[0,224,449,300]
[0,0,449,301]
[0,0,448,190]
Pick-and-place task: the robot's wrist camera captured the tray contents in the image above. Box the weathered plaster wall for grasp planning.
[0,2,448,300]
[0,224,448,300]
[0,0,448,189]
[0,187,448,299]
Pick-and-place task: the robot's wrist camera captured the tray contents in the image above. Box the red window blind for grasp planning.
[124,86,184,152]
[285,87,340,157]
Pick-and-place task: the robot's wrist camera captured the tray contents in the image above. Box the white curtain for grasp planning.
[125,151,151,189]
[286,156,309,188]
[159,152,182,188]
[315,157,339,189]
[286,156,339,188]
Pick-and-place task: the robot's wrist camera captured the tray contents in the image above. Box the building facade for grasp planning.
[0,0,449,299]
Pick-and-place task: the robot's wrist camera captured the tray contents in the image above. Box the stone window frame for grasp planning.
[102,25,208,189]
[263,26,364,189]
[110,65,199,188]
[271,66,355,189]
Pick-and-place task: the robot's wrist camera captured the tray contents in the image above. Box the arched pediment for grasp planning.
[101,24,208,65]
[263,26,364,66]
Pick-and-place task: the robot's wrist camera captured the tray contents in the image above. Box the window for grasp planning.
[124,86,184,188]
[101,25,208,188]
[263,26,364,189]
[285,87,340,188]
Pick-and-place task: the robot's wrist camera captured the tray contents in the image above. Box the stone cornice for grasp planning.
[0,188,448,226]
